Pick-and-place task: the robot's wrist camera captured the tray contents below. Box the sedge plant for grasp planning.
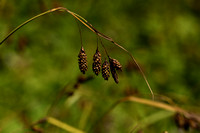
[1,6,200,133]
[0,6,154,99]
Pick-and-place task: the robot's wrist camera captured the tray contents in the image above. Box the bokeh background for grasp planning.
[0,0,200,132]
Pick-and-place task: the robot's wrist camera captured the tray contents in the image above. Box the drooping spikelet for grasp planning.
[102,59,110,80]
[109,59,119,84]
[78,46,88,74]
[110,68,118,83]
[109,58,122,71]
[109,57,122,84]
[92,49,102,75]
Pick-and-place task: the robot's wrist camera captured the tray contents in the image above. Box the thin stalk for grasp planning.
[99,36,109,57]
[75,18,83,47]
[67,10,95,33]
[0,7,66,45]
[96,34,99,49]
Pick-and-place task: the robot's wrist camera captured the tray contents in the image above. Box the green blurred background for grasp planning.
[0,0,200,132]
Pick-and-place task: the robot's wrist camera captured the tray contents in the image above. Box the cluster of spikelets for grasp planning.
[78,46,122,83]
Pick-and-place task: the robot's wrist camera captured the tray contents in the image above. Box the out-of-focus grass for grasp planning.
[0,0,200,133]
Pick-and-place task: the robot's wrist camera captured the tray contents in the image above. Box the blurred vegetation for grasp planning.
[0,0,200,133]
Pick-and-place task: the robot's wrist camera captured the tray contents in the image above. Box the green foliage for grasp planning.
[0,0,200,132]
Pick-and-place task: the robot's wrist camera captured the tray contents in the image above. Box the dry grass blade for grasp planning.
[120,96,184,112]
[47,117,85,133]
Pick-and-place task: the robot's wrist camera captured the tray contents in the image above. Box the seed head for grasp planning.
[174,113,190,131]
[109,58,122,71]
[109,59,119,84]
[92,49,102,75]
[102,59,110,80]
[78,46,88,74]
[109,57,122,84]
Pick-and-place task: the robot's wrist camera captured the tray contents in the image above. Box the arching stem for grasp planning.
[0,7,67,45]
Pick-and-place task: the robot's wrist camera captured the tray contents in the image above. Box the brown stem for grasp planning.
[99,36,109,57]
[74,18,83,47]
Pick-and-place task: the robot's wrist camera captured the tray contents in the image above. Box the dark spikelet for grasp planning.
[109,57,122,71]
[102,60,110,80]
[109,57,122,83]
[175,113,190,131]
[78,46,88,74]
[109,59,119,84]
[92,49,102,75]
